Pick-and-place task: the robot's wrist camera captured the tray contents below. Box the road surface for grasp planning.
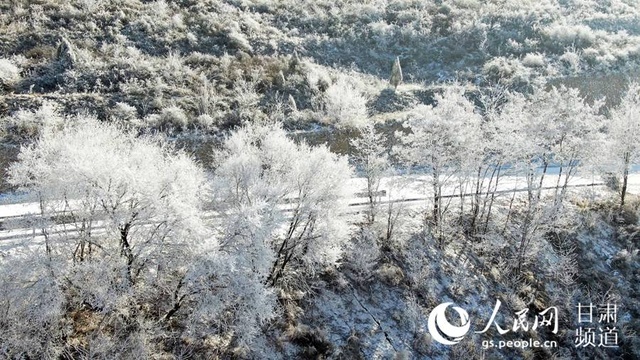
[1,172,639,253]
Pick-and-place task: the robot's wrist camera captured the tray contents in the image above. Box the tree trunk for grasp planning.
[366,161,378,225]
[483,164,501,233]
[120,221,134,285]
[432,169,440,228]
[621,152,630,207]
[536,159,549,203]
[554,163,564,206]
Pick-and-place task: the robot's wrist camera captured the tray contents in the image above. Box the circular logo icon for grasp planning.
[427,302,471,345]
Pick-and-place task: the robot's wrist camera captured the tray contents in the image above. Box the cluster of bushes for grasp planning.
[2,0,640,138]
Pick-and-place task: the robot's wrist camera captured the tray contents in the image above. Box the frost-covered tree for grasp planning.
[324,77,368,128]
[8,117,208,282]
[2,101,64,141]
[526,86,603,208]
[212,122,353,287]
[394,88,482,243]
[491,92,551,273]
[350,123,389,225]
[497,86,602,273]
[3,116,276,357]
[471,85,512,233]
[607,82,640,207]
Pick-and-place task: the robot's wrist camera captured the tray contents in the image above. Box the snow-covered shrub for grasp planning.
[345,227,381,280]
[228,79,262,125]
[377,263,404,286]
[401,294,425,334]
[142,113,162,128]
[582,47,603,65]
[109,101,139,125]
[284,324,332,357]
[612,248,639,269]
[0,255,65,358]
[158,105,189,130]
[113,101,137,119]
[0,58,20,88]
[482,56,528,81]
[543,24,597,49]
[324,77,369,128]
[227,29,253,52]
[521,52,545,67]
[560,49,582,70]
[306,62,332,94]
[3,101,64,140]
[195,113,215,129]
